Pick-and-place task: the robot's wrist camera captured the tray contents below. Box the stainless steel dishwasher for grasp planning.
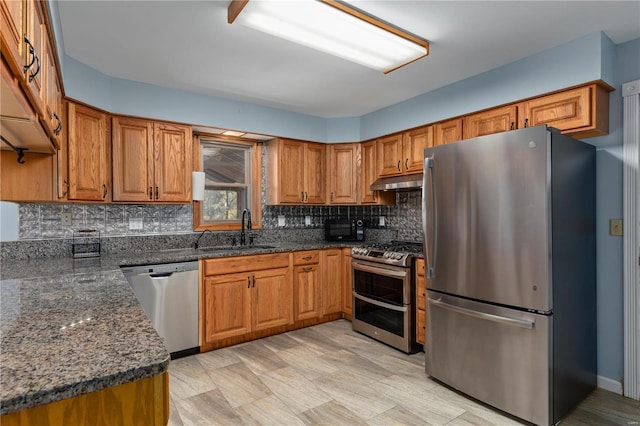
[121,261,199,358]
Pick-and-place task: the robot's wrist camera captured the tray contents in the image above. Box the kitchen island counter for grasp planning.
[0,241,361,415]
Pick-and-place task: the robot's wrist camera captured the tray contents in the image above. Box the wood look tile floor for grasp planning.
[168,320,640,426]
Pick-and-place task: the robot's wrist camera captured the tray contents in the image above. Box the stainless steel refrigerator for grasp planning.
[422,125,596,426]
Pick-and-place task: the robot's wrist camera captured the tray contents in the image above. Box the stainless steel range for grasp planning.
[351,241,422,354]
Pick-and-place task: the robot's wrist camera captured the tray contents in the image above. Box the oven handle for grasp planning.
[353,292,408,312]
[352,262,408,278]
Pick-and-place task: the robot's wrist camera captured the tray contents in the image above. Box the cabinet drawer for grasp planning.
[204,253,289,276]
[293,250,319,266]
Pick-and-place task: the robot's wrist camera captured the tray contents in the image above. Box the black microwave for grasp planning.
[325,219,364,242]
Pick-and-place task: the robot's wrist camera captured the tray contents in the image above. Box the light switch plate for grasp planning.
[609,219,623,236]
[129,217,143,230]
[379,216,385,227]
[305,216,311,226]
[277,215,286,227]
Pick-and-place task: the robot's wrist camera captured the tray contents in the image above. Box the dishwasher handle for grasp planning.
[149,272,174,278]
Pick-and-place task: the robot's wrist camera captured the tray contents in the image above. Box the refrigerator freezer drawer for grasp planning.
[426,291,551,425]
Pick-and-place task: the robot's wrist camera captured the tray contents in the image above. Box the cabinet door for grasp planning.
[403,126,433,173]
[321,249,342,315]
[278,139,305,203]
[204,273,252,342]
[293,264,321,321]
[328,143,358,204]
[44,42,63,145]
[523,85,607,136]
[22,0,45,116]
[342,249,353,317]
[68,103,110,201]
[0,0,25,74]
[359,140,378,204]
[435,118,462,145]
[304,142,326,204]
[112,117,154,202]
[463,105,517,140]
[377,133,403,177]
[154,122,192,202]
[252,267,292,331]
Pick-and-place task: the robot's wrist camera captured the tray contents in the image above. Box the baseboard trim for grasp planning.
[597,375,623,395]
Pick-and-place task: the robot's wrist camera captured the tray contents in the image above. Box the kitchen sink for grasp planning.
[197,245,277,252]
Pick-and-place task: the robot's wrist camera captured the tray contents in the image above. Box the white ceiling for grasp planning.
[56,1,640,118]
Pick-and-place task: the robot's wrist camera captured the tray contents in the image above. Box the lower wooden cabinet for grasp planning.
[416,258,426,346]
[202,253,292,343]
[293,250,321,321]
[342,248,353,318]
[0,373,168,426]
[321,249,343,315]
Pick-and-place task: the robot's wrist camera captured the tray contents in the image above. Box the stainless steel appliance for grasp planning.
[351,241,422,353]
[325,218,365,241]
[422,125,596,425]
[121,261,199,359]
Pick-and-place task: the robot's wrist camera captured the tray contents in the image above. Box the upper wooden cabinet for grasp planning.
[463,105,518,140]
[403,126,433,173]
[377,133,404,177]
[1,0,63,153]
[378,126,433,177]
[359,140,394,205]
[112,117,192,203]
[328,143,358,204]
[266,138,326,205]
[522,83,610,138]
[435,118,463,146]
[67,102,110,201]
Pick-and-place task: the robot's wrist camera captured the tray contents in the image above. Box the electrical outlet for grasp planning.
[129,217,143,230]
[609,219,623,236]
[61,213,72,226]
[277,215,286,227]
[379,216,386,227]
[305,216,311,226]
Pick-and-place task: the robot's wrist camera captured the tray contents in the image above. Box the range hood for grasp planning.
[370,173,423,191]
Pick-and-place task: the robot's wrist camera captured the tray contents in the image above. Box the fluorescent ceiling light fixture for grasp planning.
[228,0,429,73]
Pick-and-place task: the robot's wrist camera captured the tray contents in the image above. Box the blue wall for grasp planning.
[589,37,640,381]
[61,31,640,383]
[64,32,611,143]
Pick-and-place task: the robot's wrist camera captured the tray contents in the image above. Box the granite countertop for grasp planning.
[0,241,359,415]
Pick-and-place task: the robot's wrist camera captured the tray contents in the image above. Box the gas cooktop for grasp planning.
[351,241,423,267]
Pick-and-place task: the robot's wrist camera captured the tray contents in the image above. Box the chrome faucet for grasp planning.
[240,209,252,246]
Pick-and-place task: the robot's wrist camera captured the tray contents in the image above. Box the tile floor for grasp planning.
[168,320,639,425]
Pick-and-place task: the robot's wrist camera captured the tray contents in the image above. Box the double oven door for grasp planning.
[351,258,414,353]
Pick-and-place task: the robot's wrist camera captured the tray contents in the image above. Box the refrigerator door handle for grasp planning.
[429,298,535,329]
[423,156,438,278]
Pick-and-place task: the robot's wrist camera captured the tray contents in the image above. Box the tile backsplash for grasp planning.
[15,191,423,241]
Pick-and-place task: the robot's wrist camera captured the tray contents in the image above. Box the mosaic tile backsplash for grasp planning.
[15,191,423,241]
